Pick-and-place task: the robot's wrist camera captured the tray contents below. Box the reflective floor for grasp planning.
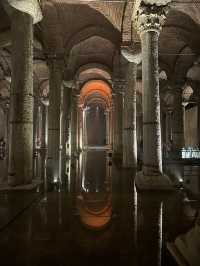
[0,150,199,266]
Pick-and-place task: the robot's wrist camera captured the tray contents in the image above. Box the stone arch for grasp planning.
[66,34,116,80]
[76,63,112,86]
[64,25,120,62]
[159,10,200,82]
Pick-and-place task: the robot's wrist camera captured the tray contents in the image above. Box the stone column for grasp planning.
[105,109,110,146]
[82,108,87,148]
[162,107,173,158]
[33,102,41,179]
[40,102,48,192]
[8,10,34,185]
[172,89,184,153]
[113,89,123,157]
[165,108,173,144]
[70,93,78,195]
[109,104,114,149]
[4,104,9,182]
[123,62,138,168]
[59,85,64,188]
[71,93,78,158]
[77,105,83,151]
[0,100,9,183]
[47,59,63,186]
[135,1,172,189]
[182,102,187,148]
[61,84,72,187]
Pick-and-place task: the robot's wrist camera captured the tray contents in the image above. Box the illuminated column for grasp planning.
[59,85,64,186]
[0,88,10,182]
[40,102,48,192]
[164,108,173,158]
[182,102,187,148]
[165,108,173,144]
[70,93,78,195]
[8,10,34,185]
[172,89,184,153]
[113,85,123,157]
[77,105,83,151]
[83,108,87,148]
[71,93,78,158]
[105,109,110,146]
[121,47,141,168]
[135,0,172,189]
[33,103,42,179]
[122,62,138,168]
[108,109,112,147]
[109,103,114,149]
[47,59,63,185]
[61,83,72,186]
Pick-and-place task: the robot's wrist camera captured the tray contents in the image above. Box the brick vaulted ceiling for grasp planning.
[1,1,200,87]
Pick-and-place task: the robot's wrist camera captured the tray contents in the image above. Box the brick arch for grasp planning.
[76,63,112,86]
[64,25,120,62]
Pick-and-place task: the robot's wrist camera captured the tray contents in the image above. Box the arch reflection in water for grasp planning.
[77,149,112,230]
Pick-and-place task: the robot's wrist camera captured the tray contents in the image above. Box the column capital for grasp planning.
[134,0,171,35]
[121,47,142,65]
[63,80,75,89]
[3,0,42,24]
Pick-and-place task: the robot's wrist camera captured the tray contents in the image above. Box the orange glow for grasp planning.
[77,193,112,230]
[79,208,112,230]
[79,80,112,108]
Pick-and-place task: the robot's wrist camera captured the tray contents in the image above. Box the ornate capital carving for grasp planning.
[134,1,171,34]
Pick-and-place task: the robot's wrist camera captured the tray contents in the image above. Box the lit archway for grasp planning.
[79,80,113,149]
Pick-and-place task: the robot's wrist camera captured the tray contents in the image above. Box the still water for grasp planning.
[0,149,199,266]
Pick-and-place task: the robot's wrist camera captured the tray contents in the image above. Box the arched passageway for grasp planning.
[78,80,113,150]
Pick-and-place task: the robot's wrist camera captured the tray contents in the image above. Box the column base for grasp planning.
[135,171,174,191]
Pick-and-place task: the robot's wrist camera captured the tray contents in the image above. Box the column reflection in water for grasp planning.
[76,149,112,230]
[137,193,164,266]
[133,180,138,249]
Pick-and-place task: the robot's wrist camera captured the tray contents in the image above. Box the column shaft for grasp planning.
[61,86,72,186]
[33,103,41,179]
[141,31,162,175]
[172,90,184,152]
[71,94,78,157]
[166,110,172,144]
[105,110,110,146]
[109,106,114,149]
[47,60,62,184]
[83,109,87,148]
[9,10,34,185]
[40,103,48,191]
[113,92,123,156]
[123,63,137,168]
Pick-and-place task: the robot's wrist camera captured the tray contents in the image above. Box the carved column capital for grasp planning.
[135,1,171,34]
